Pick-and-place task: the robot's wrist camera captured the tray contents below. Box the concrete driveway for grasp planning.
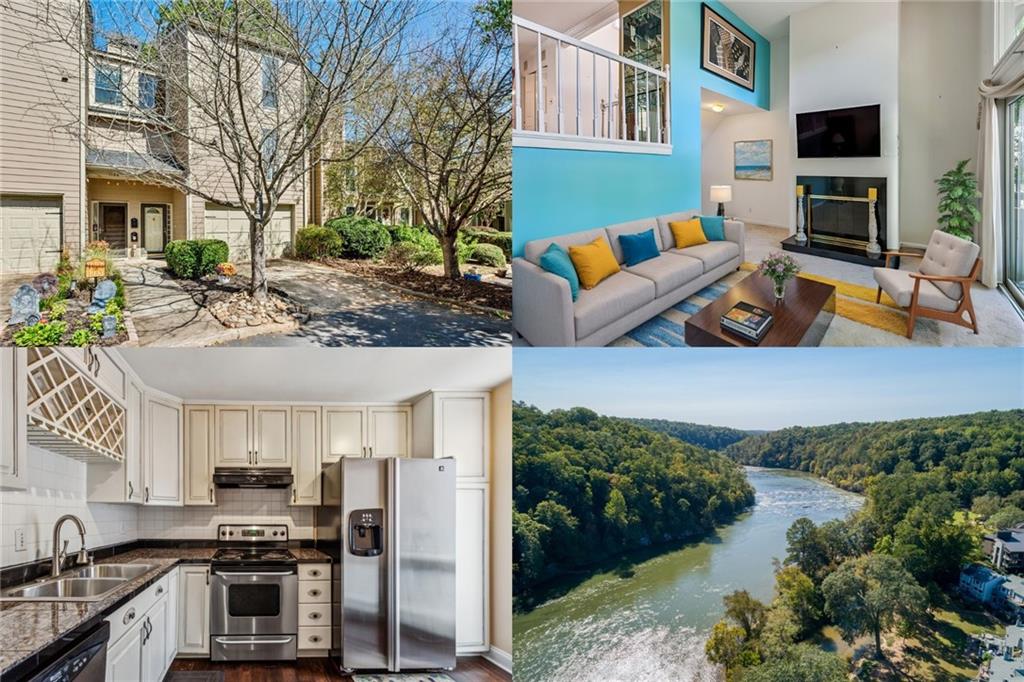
[224,261,511,347]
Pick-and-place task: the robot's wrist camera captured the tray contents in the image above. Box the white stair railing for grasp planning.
[513,15,671,150]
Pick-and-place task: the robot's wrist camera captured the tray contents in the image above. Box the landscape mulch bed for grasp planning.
[327,259,512,314]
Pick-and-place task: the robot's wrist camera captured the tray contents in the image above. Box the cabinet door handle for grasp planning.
[144,486,150,503]
[310,634,322,644]
[308,611,322,620]
[209,486,213,502]
[156,586,164,596]
[308,588,321,597]
[292,488,296,503]
[309,569,321,578]
[123,608,136,625]
[128,481,133,499]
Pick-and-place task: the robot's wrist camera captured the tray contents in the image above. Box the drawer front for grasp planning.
[298,603,331,627]
[298,563,329,581]
[298,626,331,650]
[106,573,167,644]
[298,580,330,603]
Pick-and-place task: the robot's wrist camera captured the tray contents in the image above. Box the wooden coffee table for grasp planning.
[684,274,836,347]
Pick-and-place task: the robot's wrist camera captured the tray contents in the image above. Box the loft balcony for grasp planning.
[512,13,671,155]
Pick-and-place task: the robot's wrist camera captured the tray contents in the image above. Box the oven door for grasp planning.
[210,566,298,636]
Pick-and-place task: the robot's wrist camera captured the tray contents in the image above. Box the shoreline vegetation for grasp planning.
[514,407,1021,681]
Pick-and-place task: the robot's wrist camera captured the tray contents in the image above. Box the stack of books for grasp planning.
[721,302,773,343]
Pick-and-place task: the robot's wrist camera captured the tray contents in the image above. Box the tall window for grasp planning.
[261,55,278,108]
[95,64,122,106]
[1006,96,1024,308]
[138,73,164,112]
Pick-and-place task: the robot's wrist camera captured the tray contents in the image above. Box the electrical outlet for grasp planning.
[14,528,25,552]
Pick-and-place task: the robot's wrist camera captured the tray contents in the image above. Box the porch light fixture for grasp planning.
[710,185,732,217]
[710,103,724,113]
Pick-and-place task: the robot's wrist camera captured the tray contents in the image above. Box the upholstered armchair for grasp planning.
[873,230,981,339]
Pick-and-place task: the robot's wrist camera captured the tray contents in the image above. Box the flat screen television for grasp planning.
[795,104,881,158]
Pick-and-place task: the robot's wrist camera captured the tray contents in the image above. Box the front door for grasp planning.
[100,204,127,250]
[141,204,167,253]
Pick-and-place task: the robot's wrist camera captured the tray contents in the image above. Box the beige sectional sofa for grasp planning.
[513,210,745,346]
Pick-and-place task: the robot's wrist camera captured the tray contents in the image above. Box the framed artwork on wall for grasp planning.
[701,3,756,92]
[734,140,773,180]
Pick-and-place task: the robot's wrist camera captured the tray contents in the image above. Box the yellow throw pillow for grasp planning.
[669,218,708,248]
[568,237,620,289]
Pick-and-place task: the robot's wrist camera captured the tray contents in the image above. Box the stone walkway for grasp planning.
[224,261,511,347]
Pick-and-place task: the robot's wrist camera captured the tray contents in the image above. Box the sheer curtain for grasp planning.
[977,33,1024,287]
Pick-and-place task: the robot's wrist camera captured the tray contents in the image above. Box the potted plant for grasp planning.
[936,159,981,241]
[758,251,801,301]
[216,262,237,285]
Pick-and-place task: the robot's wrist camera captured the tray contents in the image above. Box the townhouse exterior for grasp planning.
[961,563,1024,623]
[985,527,1024,574]
[0,0,321,275]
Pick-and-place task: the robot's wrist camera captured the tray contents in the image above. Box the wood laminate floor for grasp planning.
[168,656,511,682]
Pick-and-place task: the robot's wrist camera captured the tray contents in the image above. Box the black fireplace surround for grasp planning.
[782,175,888,267]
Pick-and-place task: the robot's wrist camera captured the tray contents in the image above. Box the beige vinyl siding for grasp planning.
[0,0,84,260]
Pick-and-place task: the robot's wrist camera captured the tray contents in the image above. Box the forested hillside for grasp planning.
[513,403,755,598]
[627,417,752,450]
[724,409,1023,501]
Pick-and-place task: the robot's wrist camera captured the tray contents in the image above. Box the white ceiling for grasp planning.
[700,86,762,116]
[513,0,615,33]
[117,349,511,403]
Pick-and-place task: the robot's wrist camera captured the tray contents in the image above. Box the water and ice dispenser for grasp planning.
[349,508,384,556]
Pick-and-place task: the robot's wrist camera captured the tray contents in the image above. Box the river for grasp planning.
[512,466,865,682]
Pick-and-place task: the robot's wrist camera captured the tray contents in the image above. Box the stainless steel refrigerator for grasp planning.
[317,457,456,673]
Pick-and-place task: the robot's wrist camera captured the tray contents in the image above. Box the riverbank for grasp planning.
[513,467,864,681]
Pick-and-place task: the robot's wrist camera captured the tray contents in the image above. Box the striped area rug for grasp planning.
[610,266,910,347]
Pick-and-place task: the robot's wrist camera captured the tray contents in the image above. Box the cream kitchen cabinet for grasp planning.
[87,376,145,503]
[177,565,211,655]
[0,348,27,491]
[322,405,410,461]
[215,405,292,468]
[144,394,183,506]
[105,571,174,681]
[412,391,489,481]
[455,483,489,653]
[184,405,216,505]
[290,407,321,506]
[58,348,126,401]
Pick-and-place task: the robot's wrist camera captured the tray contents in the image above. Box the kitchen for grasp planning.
[0,348,512,682]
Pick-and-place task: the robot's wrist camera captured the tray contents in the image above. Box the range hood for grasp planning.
[213,468,294,488]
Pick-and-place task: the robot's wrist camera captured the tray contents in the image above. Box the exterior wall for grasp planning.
[86,177,184,246]
[512,0,771,255]
[0,0,85,258]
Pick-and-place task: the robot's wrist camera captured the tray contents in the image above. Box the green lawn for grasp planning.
[812,596,1004,681]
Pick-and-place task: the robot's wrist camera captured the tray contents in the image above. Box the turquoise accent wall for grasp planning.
[512,0,770,256]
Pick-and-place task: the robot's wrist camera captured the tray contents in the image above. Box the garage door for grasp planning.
[204,204,293,262]
[0,196,62,275]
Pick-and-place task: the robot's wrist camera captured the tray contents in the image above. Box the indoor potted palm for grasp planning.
[936,159,981,241]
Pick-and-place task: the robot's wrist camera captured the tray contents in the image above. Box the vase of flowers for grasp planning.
[758,252,801,301]
[216,262,237,285]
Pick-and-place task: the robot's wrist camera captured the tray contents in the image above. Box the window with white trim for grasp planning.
[261,55,279,108]
[95,64,122,106]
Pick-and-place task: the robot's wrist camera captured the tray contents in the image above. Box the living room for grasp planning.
[511,0,1024,347]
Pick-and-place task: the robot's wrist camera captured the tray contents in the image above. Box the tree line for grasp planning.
[626,417,754,451]
[512,403,755,601]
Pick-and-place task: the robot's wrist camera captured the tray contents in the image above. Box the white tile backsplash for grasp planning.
[1,445,315,569]
[139,488,314,540]
[0,445,138,567]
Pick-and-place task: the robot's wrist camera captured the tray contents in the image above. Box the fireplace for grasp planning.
[782,175,888,266]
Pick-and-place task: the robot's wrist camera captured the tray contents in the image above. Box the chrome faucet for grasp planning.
[51,515,90,577]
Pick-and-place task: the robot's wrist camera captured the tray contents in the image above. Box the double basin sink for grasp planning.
[2,564,157,602]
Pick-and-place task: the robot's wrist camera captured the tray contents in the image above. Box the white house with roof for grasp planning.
[963,563,1010,604]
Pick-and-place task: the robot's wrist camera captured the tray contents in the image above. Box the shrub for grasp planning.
[13,321,67,347]
[463,228,512,259]
[68,328,97,347]
[165,239,230,279]
[470,243,506,267]
[383,242,425,270]
[326,216,392,259]
[294,225,342,260]
[456,233,478,264]
[46,300,68,320]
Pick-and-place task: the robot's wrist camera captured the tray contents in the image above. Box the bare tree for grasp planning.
[31,0,410,300]
[379,10,512,279]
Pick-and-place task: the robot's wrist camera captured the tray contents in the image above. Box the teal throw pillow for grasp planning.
[539,243,580,301]
[618,229,660,266]
[699,215,726,241]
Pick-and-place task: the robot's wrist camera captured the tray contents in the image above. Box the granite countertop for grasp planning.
[0,545,331,678]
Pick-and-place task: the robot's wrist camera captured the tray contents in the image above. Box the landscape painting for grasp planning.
[701,3,755,91]
[734,139,773,180]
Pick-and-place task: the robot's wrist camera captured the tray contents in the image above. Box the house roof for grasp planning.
[995,528,1024,551]
[86,149,183,175]
[962,563,1004,583]
[1003,575,1024,597]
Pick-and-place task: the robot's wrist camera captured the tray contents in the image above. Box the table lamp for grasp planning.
[710,185,732,217]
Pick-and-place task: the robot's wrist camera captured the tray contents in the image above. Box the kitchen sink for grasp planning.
[72,564,156,580]
[3,577,127,601]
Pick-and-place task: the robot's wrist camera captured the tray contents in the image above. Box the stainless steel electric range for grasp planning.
[209,524,298,662]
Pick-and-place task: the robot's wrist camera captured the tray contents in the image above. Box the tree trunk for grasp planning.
[873,627,883,659]
[441,232,461,279]
[249,216,269,301]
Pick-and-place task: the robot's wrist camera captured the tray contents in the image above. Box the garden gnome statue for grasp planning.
[88,279,117,313]
[8,284,41,326]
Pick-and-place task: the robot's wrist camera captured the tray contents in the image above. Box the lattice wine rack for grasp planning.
[24,348,126,462]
